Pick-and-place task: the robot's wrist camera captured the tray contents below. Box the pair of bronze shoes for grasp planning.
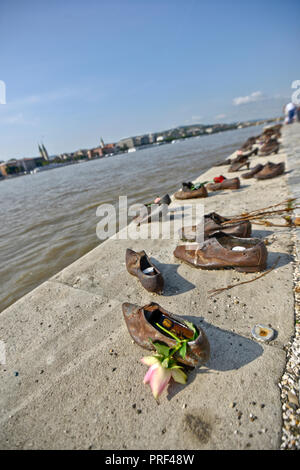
[179,212,251,242]
[174,233,268,273]
[254,161,285,180]
[174,212,267,273]
[242,161,285,180]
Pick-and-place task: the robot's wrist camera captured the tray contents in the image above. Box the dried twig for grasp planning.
[208,256,281,297]
[250,219,293,228]
[220,199,298,226]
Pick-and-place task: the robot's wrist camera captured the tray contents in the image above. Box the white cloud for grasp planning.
[191,115,203,121]
[215,113,226,119]
[0,112,24,124]
[6,87,83,108]
[233,91,264,106]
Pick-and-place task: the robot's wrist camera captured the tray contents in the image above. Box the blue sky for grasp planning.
[0,0,299,160]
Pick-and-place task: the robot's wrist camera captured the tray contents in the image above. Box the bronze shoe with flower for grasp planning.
[206,177,240,191]
[174,184,208,200]
[122,301,210,367]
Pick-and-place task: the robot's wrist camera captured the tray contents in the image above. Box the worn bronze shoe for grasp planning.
[174,232,268,272]
[178,212,251,242]
[206,177,240,191]
[259,138,280,156]
[238,147,259,158]
[239,136,258,152]
[126,249,164,294]
[228,158,250,172]
[254,161,285,180]
[133,194,170,225]
[122,301,210,367]
[241,163,264,179]
[174,184,208,200]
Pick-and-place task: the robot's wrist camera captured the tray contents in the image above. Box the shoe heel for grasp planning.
[235,264,266,273]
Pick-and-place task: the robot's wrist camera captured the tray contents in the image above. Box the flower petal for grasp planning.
[141,355,160,367]
[171,368,187,385]
[150,365,172,400]
[143,363,159,384]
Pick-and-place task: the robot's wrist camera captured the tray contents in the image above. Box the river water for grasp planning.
[0,125,263,313]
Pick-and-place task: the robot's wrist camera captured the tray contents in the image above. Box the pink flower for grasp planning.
[141,356,187,400]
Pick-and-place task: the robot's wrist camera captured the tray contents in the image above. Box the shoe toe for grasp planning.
[122,302,139,317]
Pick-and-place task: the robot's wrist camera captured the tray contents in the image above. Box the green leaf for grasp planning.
[155,322,181,342]
[179,342,187,359]
[151,340,171,358]
[192,181,208,190]
[162,357,170,368]
[184,320,199,340]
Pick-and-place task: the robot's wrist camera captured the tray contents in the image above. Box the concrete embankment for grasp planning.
[0,124,298,450]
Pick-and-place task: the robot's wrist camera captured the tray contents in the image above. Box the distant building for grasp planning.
[116,137,136,150]
[87,147,104,159]
[0,156,45,177]
[38,143,49,161]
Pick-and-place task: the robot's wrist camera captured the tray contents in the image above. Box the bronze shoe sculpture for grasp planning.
[241,163,264,179]
[254,161,285,180]
[259,138,280,156]
[206,177,240,191]
[122,301,210,367]
[126,248,164,294]
[174,183,208,200]
[174,232,268,272]
[239,136,257,152]
[133,194,171,225]
[239,147,259,158]
[178,212,251,242]
[228,157,250,172]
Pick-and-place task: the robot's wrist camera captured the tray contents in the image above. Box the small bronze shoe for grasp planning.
[259,138,280,156]
[133,195,170,225]
[241,163,264,179]
[174,185,208,200]
[126,248,164,294]
[228,156,250,172]
[122,302,210,367]
[254,161,285,180]
[206,177,240,191]
[239,136,257,152]
[179,212,251,241]
[174,232,268,272]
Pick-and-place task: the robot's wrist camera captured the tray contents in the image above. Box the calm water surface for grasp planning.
[0,126,263,312]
